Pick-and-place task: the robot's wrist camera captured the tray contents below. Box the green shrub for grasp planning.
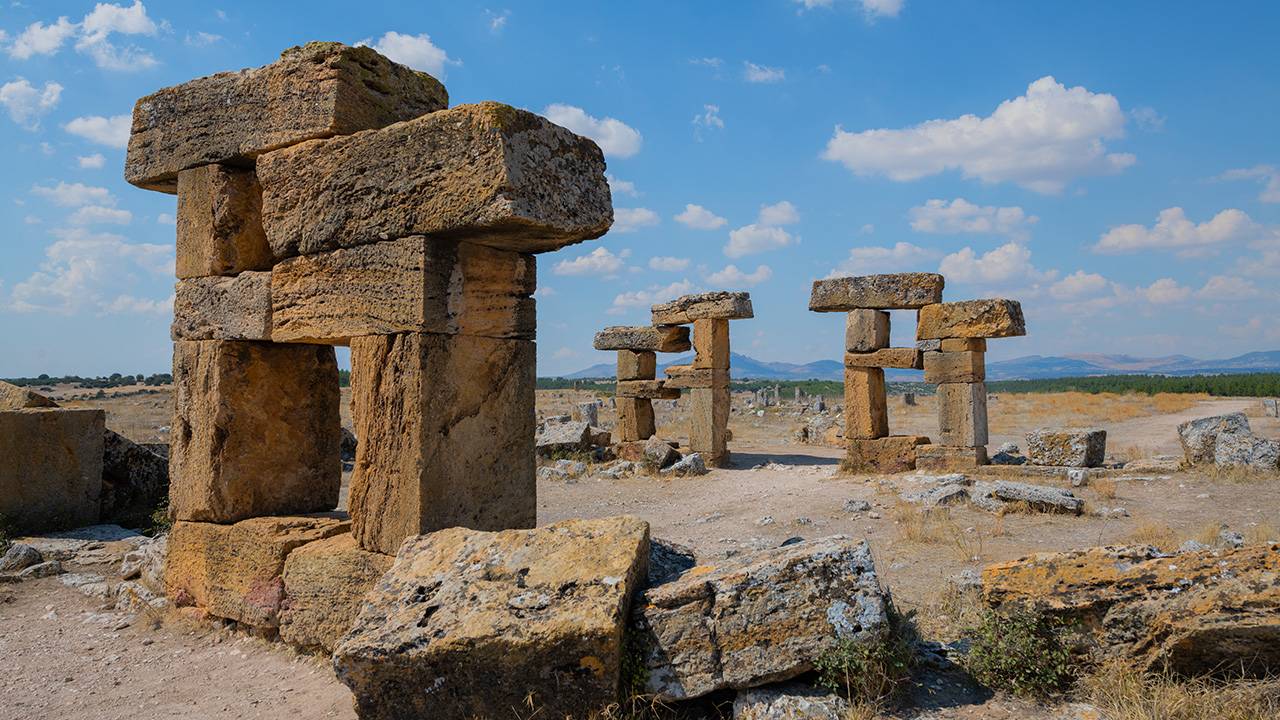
[147,500,173,536]
[815,599,917,703]
[964,607,1075,698]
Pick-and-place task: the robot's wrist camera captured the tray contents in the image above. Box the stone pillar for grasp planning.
[594,326,690,444]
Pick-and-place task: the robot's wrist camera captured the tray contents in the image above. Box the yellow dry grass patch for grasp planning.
[1080,660,1280,720]
[987,392,1205,433]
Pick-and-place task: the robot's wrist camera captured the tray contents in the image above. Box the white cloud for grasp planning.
[674,203,727,230]
[649,256,690,271]
[939,242,1054,284]
[361,31,456,78]
[1196,275,1261,301]
[1130,106,1165,132]
[606,174,638,197]
[77,153,106,169]
[757,200,799,226]
[706,263,772,287]
[156,212,175,225]
[1221,315,1280,344]
[101,293,172,314]
[690,57,722,68]
[534,285,556,299]
[609,280,695,314]
[1049,270,1108,300]
[822,76,1134,194]
[612,207,660,234]
[485,9,510,33]
[1142,278,1190,304]
[552,247,625,276]
[75,1,160,71]
[64,114,131,148]
[859,0,904,18]
[31,181,114,207]
[1093,207,1275,255]
[744,61,785,83]
[543,104,642,159]
[551,346,575,360]
[828,241,939,276]
[185,31,222,47]
[7,229,172,314]
[1218,165,1280,204]
[0,78,62,129]
[693,104,724,140]
[69,205,132,225]
[908,198,1038,239]
[7,17,77,59]
[724,224,795,258]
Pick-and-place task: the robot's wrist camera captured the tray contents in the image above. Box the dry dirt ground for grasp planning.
[3,388,1278,719]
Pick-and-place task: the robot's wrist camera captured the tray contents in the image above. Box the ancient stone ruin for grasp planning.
[809,273,1025,473]
[592,324,690,442]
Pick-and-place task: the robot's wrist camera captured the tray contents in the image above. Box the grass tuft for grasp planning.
[1080,660,1280,720]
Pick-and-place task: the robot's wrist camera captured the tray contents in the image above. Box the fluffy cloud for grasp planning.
[1196,275,1262,301]
[1048,270,1108,300]
[1093,207,1274,255]
[7,229,172,314]
[757,200,799,226]
[1218,165,1280,204]
[31,181,114,207]
[64,114,131,148]
[939,242,1054,285]
[552,247,626,276]
[908,198,1038,239]
[362,31,456,78]
[542,104,642,158]
[612,207,660,233]
[0,78,62,129]
[827,241,939,277]
[693,104,724,140]
[606,174,637,197]
[6,17,77,59]
[185,31,222,47]
[75,0,159,71]
[649,256,690,271]
[724,224,794,258]
[69,205,132,225]
[1141,278,1191,304]
[77,153,106,169]
[610,280,695,314]
[706,264,772,287]
[743,61,784,83]
[675,204,727,230]
[822,76,1134,194]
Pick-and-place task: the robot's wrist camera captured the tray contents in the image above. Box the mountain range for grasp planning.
[564,351,1280,382]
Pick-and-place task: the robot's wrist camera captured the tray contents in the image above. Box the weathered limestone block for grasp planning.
[165,514,349,629]
[936,382,988,446]
[941,338,986,352]
[651,291,754,325]
[1177,413,1250,465]
[982,543,1280,677]
[171,271,271,340]
[809,273,944,312]
[983,481,1083,514]
[841,436,930,474]
[617,380,680,400]
[635,537,887,701]
[333,517,650,720]
[617,398,656,441]
[594,325,691,353]
[270,237,535,344]
[0,409,104,532]
[348,332,535,555]
[259,102,610,259]
[126,42,448,192]
[923,350,985,384]
[845,309,889,352]
[733,684,850,719]
[916,299,1026,339]
[844,348,922,370]
[175,165,271,278]
[0,381,57,409]
[279,533,393,653]
[843,367,888,439]
[689,386,729,466]
[664,365,728,390]
[693,318,730,369]
[170,340,340,523]
[101,430,169,528]
[618,350,657,380]
[536,420,593,456]
[916,339,942,352]
[1026,428,1107,467]
[1214,432,1280,470]
[916,444,988,472]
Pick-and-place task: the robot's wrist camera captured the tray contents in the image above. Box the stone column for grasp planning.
[593,326,691,443]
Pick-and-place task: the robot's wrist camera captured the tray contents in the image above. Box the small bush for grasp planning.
[147,500,173,536]
[816,598,917,704]
[964,606,1075,698]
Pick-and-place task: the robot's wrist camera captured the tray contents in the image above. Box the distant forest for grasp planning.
[2,372,173,389]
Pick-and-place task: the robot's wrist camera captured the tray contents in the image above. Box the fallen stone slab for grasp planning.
[916,299,1026,340]
[593,325,692,352]
[648,538,697,587]
[1214,432,1280,470]
[1177,412,1250,465]
[808,273,944,311]
[733,683,850,719]
[651,291,754,324]
[986,480,1083,514]
[16,560,64,579]
[119,534,166,591]
[0,381,58,409]
[1026,428,1107,468]
[280,533,393,653]
[536,420,594,456]
[333,516,649,720]
[1121,456,1182,473]
[661,452,708,477]
[172,272,273,340]
[0,544,42,573]
[634,536,888,701]
[643,436,682,468]
[259,102,612,258]
[902,483,969,507]
[0,408,105,533]
[100,429,169,529]
[126,42,447,192]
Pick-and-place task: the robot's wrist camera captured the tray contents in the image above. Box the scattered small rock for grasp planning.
[842,499,870,513]
[0,543,42,573]
[660,452,707,477]
[17,560,64,579]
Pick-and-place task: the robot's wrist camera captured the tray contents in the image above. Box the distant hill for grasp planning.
[561,350,1280,381]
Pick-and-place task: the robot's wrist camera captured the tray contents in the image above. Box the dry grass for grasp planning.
[1125,522,1179,552]
[889,501,992,564]
[1092,477,1119,499]
[1246,522,1279,544]
[1080,660,1280,720]
[986,392,1205,434]
[912,582,987,642]
[1203,464,1273,484]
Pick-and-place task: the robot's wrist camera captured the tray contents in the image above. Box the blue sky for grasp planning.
[1,1,1278,377]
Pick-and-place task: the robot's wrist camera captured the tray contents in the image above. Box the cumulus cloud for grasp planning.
[908,198,1038,239]
[939,242,1055,285]
[64,114,131,148]
[822,76,1134,194]
[7,228,172,314]
[675,204,727,230]
[757,200,799,226]
[827,241,939,277]
[610,280,695,314]
[724,224,794,258]
[1217,165,1280,204]
[552,247,626,276]
[69,205,132,225]
[31,181,114,207]
[1141,278,1191,304]
[1048,270,1108,300]
[649,256,690,271]
[1196,275,1261,301]
[1093,207,1275,256]
[77,153,106,169]
[542,104,642,158]
[743,61,784,83]
[612,207,660,233]
[75,0,160,71]
[606,174,638,197]
[0,78,62,129]
[706,264,772,287]
[6,17,77,59]
[361,31,457,78]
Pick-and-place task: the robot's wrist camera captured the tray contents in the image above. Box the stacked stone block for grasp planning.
[593,326,690,442]
[129,43,613,635]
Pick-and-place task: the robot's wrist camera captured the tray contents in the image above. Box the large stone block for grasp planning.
[170,340,341,523]
[617,380,680,400]
[634,536,888,701]
[0,381,57,409]
[617,350,656,380]
[1177,413,1250,465]
[126,42,447,192]
[841,435,930,474]
[594,325,691,353]
[917,299,1026,339]
[175,164,271,279]
[809,273,944,312]
[1214,432,1280,470]
[936,382,988,446]
[171,271,272,340]
[689,386,729,466]
[941,338,986,352]
[692,318,730,369]
[664,365,728,390]
[1026,428,1107,467]
[333,516,650,720]
[916,444,988,471]
[0,409,104,532]
[843,367,888,439]
[651,291,753,325]
[165,514,349,629]
[101,430,169,528]
[259,102,610,259]
[279,533,393,653]
[617,398,656,441]
[270,236,536,344]
[844,348,922,370]
[923,350,985,383]
[348,332,535,555]
[845,309,889,352]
